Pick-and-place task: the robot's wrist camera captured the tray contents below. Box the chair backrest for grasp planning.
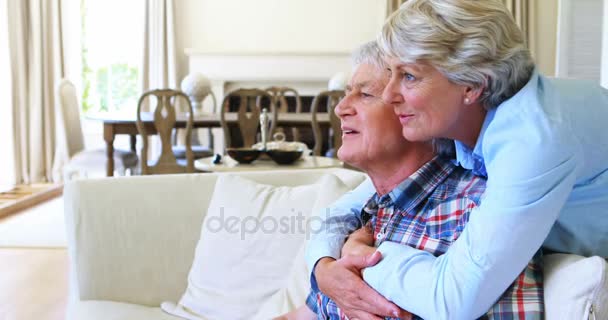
[137,89,194,174]
[311,90,344,157]
[265,86,302,142]
[220,88,276,149]
[57,79,85,157]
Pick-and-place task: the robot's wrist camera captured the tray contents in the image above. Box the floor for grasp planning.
[0,197,66,247]
[0,197,68,320]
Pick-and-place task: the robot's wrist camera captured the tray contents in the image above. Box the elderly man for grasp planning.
[281,42,543,320]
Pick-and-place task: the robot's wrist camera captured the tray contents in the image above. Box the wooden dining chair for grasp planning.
[220,88,276,149]
[311,90,345,157]
[265,86,302,142]
[136,89,195,174]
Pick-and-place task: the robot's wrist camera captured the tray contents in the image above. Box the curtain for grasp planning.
[0,0,16,187]
[6,0,76,183]
[501,0,535,50]
[141,0,177,93]
[140,0,179,154]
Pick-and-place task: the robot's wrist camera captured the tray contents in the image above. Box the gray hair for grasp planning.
[378,0,535,109]
[351,41,387,70]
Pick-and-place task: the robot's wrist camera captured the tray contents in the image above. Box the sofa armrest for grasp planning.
[64,173,218,306]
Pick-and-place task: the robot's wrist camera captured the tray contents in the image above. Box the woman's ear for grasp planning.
[463,86,484,105]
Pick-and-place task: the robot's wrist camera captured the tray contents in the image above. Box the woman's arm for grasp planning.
[304,178,375,271]
[362,129,579,319]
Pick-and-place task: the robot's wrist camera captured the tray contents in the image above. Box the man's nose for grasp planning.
[334,95,354,118]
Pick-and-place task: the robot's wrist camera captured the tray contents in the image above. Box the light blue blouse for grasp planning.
[305,70,608,319]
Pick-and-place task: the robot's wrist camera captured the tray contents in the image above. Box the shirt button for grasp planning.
[376,233,383,240]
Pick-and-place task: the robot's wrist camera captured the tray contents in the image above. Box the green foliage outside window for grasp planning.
[94,64,139,112]
[80,0,139,114]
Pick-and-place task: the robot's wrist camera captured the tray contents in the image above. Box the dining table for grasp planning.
[194,155,343,172]
[87,112,331,176]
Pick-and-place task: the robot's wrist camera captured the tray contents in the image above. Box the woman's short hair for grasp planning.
[378,0,535,109]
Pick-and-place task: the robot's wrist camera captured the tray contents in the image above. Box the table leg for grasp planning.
[129,134,137,152]
[103,123,115,177]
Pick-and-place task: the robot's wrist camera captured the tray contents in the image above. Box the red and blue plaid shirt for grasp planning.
[307,156,544,319]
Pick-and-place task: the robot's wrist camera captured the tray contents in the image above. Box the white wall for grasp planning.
[556,0,604,80]
[174,0,387,82]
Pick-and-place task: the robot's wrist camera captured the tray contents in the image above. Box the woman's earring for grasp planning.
[464,98,470,104]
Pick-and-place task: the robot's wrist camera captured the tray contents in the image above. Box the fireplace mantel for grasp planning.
[185,49,351,99]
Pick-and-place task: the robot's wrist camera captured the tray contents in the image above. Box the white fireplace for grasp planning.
[185,50,351,153]
[186,49,351,102]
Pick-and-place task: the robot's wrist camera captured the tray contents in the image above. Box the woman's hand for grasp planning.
[341,224,376,258]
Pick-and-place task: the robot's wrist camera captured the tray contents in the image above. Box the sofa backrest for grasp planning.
[64,168,367,307]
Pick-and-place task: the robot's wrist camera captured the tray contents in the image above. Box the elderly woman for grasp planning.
[307,0,608,319]
[287,40,544,320]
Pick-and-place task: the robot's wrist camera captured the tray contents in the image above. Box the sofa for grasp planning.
[64,168,607,320]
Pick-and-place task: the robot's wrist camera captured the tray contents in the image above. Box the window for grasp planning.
[79,0,144,150]
[81,0,144,114]
[556,0,604,81]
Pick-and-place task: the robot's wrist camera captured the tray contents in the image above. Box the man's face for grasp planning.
[335,63,410,170]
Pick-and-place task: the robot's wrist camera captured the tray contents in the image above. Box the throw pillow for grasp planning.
[251,173,355,319]
[162,173,351,320]
[543,253,607,319]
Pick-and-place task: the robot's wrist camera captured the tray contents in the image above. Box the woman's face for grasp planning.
[381,57,471,142]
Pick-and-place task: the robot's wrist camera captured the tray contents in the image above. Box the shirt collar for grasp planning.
[454,107,495,178]
[380,156,458,213]
[453,68,541,178]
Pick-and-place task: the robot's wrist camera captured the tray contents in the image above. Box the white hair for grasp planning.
[378,0,535,109]
[351,41,387,70]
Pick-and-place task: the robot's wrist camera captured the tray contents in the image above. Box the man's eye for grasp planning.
[361,92,374,98]
[404,73,416,81]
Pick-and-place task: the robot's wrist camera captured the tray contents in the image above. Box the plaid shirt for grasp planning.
[307,156,544,319]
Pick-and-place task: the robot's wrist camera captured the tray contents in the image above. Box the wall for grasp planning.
[532,0,558,76]
[175,0,558,80]
[174,0,387,82]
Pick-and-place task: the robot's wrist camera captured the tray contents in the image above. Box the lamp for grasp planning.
[328,72,349,91]
[180,72,217,115]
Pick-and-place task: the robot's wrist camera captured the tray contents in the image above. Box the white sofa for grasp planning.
[63,168,367,320]
[64,168,607,320]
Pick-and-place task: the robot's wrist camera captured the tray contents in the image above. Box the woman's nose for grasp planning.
[382,76,404,106]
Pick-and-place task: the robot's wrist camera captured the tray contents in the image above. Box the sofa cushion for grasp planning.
[544,253,608,319]
[162,173,352,320]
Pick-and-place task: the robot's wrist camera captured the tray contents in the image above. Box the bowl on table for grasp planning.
[226,148,262,164]
[266,149,303,165]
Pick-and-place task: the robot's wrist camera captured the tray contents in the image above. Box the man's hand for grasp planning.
[341,225,376,257]
[315,253,412,320]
